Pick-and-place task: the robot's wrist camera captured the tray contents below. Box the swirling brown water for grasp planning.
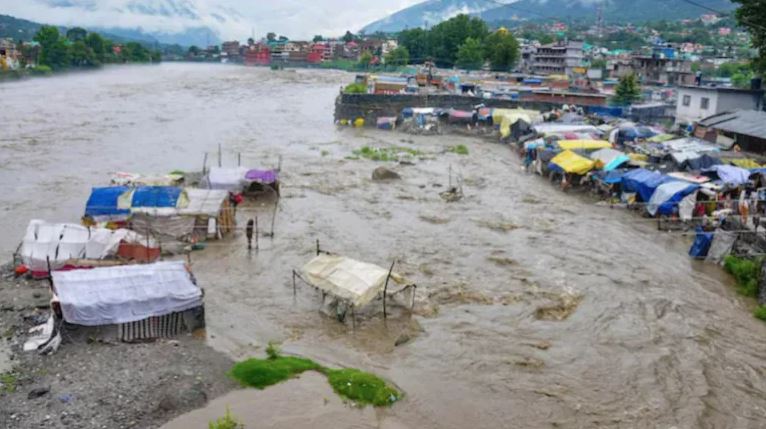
[2,63,765,428]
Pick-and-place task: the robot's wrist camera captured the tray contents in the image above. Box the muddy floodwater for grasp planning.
[2,63,766,428]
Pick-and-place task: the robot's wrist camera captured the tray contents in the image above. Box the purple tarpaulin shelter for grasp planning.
[245,169,278,184]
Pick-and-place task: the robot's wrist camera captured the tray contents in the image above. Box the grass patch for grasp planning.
[344,83,367,94]
[326,368,401,407]
[209,408,244,429]
[0,372,17,394]
[229,353,321,390]
[229,344,401,407]
[754,306,766,321]
[723,256,761,298]
[352,146,422,162]
[448,144,469,155]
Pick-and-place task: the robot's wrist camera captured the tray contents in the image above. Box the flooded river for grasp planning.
[2,63,766,428]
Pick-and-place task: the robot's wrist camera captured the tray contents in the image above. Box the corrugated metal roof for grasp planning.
[698,110,766,140]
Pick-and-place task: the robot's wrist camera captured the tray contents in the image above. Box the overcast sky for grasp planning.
[0,0,426,40]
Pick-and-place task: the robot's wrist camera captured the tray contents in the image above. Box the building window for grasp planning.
[701,97,710,110]
[682,95,691,107]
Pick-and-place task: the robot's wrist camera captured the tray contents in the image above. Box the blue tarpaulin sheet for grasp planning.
[621,168,674,202]
[593,169,630,185]
[588,106,623,118]
[689,227,714,259]
[85,186,129,217]
[131,186,181,208]
[647,181,699,216]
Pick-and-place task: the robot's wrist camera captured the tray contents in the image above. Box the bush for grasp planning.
[326,368,401,406]
[723,256,761,298]
[754,306,766,321]
[30,65,53,76]
[209,408,243,429]
[344,83,367,94]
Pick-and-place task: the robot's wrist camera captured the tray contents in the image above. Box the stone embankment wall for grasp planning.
[334,93,604,124]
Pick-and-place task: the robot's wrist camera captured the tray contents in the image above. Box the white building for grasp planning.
[675,85,764,125]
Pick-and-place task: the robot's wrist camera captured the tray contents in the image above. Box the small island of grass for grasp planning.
[229,343,402,407]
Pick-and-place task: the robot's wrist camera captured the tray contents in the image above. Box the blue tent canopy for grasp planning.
[621,168,674,202]
[592,169,630,185]
[131,186,181,208]
[647,181,699,216]
[85,186,129,217]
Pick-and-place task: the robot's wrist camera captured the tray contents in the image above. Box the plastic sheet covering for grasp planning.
[180,188,228,217]
[534,124,600,136]
[131,186,182,208]
[20,221,137,274]
[706,229,737,265]
[205,167,249,192]
[52,261,202,326]
[726,158,761,169]
[646,181,698,216]
[302,254,408,308]
[705,165,751,186]
[85,187,130,217]
[621,169,674,202]
[689,227,714,259]
[679,192,698,221]
[131,213,196,240]
[549,150,596,175]
[590,148,630,171]
[557,140,611,151]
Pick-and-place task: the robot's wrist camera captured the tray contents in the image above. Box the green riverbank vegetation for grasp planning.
[1,25,160,82]
[229,343,401,407]
[723,255,766,321]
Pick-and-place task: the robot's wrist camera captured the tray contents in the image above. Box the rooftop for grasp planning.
[679,85,764,95]
[698,110,766,140]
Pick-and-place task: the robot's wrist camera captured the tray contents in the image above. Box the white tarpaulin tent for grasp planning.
[180,189,229,217]
[205,167,249,192]
[52,261,203,326]
[20,220,146,275]
[302,254,410,308]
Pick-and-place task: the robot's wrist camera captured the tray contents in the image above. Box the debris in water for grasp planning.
[475,218,520,232]
[487,255,517,266]
[371,167,401,181]
[513,357,545,369]
[439,187,463,202]
[535,291,584,321]
[419,213,451,224]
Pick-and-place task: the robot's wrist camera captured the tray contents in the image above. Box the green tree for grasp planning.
[456,37,484,70]
[46,39,71,70]
[66,27,88,42]
[384,46,409,67]
[358,51,373,68]
[313,35,324,42]
[33,25,61,67]
[188,45,201,56]
[398,28,429,63]
[85,33,106,62]
[342,31,355,43]
[70,40,96,67]
[266,32,276,42]
[483,28,519,72]
[123,42,151,62]
[613,74,641,105]
[428,14,488,67]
